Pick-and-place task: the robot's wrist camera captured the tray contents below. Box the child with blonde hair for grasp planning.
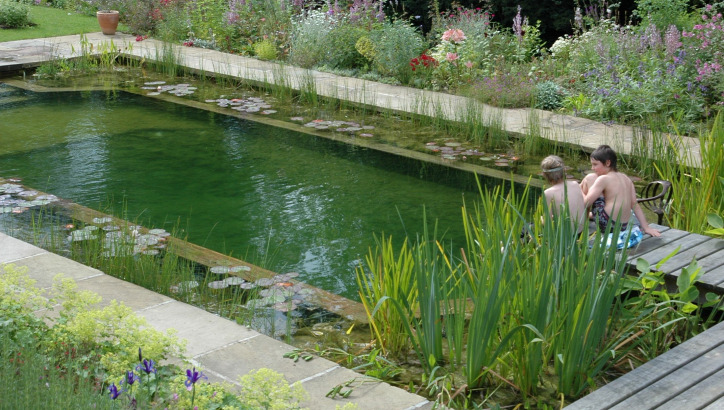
[541,155,587,235]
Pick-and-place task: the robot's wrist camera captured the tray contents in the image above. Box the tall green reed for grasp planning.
[653,112,724,232]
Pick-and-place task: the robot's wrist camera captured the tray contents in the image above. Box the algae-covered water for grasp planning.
[0,84,514,299]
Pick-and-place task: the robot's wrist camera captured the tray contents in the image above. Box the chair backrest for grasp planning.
[637,180,673,225]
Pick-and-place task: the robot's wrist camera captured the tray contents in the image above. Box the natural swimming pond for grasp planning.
[0,84,530,299]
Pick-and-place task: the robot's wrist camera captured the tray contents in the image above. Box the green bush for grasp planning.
[0,0,31,28]
[535,80,566,110]
[366,19,426,82]
[289,9,335,68]
[327,23,367,69]
[253,39,277,61]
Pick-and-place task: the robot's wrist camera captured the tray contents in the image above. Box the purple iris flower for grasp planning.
[136,358,156,375]
[184,368,207,391]
[125,370,139,386]
[108,383,122,399]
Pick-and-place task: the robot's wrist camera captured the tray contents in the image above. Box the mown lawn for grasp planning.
[0,6,129,42]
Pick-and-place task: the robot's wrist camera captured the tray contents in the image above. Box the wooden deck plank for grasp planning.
[702,395,724,409]
[632,233,712,271]
[565,321,724,410]
[655,367,724,410]
[655,238,724,275]
[676,250,724,288]
[626,228,689,263]
[609,342,724,409]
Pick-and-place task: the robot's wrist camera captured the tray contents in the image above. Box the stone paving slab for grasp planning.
[196,335,340,384]
[0,232,47,263]
[299,365,429,410]
[137,300,260,358]
[3,250,103,289]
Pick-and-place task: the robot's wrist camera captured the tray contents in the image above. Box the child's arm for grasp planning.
[583,176,606,206]
[631,184,661,237]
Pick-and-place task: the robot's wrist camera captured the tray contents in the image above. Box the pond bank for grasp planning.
[0,32,702,168]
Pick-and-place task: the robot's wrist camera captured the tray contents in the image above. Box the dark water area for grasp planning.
[0,84,531,299]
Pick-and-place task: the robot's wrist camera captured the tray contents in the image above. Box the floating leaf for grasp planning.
[210,266,231,274]
[208,280,230,290]
[223,277,245,286]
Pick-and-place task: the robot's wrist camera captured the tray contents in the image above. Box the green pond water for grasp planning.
[0,84,530,299]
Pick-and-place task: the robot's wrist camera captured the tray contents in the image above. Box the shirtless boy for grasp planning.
[581,145,661,237]
[541,155,587,234]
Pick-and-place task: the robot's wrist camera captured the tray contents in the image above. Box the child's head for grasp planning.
[591,145,618,171]
[541,155,566,184]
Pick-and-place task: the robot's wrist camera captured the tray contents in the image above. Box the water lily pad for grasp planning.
[223,277,245,286]
[240,282,258,290]
[93,217,113,224]
[359,133,373,137]
[229,265,251,272]
[255,277,275,287]
[147,92,161,96]
[210,266,230,274]
[208,280,229,290]
[136,234,159,246]
[68,230,96,241]
[445,142,462,147]
[28,200,51,206]
[17,190,37,197]
[362,125,375,130]
[176,281,199,292]
[102,225,120,231]
[144,81,166,85]
[142,249,160,256]
[290,117,305,121]
[148,228,170,236]
[272,302,296,312]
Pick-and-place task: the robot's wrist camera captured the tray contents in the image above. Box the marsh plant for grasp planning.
[356,180,722,407]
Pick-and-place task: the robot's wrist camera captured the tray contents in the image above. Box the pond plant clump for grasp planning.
[356,183,724,408]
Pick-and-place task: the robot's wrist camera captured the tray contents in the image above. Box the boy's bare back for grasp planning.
[586,171,636,223]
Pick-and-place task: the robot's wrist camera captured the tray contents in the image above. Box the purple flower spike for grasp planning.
[108,383,122,399]
[184,368,207,391]
[125,370,139,386]
[136,358,156,375]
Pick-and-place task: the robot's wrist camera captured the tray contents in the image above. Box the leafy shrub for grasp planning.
[469,66,536,107]
[535,81,566,110]
[0,0,31,28]
[633,0,691,30]
[429,6,498,75]
[366,19,426,82]
[253,39,277,61]
[327,23,368,69]
[289,9,335,68]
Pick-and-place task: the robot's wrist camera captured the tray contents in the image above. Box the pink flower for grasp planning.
[442,29,466,44]
[446,52,459,62]
[464,61,473,68]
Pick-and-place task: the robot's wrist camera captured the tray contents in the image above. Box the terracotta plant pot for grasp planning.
[96,10,119,35]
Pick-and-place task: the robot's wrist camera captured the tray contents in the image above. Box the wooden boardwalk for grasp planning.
[568,225,724,409]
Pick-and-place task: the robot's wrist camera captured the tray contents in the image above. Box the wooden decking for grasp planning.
[567,225,724,409]
[625,225,724,291]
